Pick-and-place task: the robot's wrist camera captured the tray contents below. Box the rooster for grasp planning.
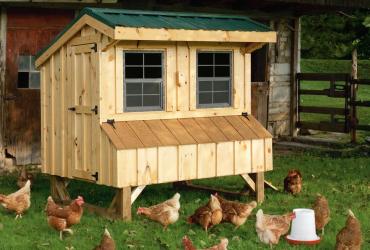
[335,210,362,250]
[312,194,330,235]
[0,180,31,219]
[137,193,180,229]
[94,228,116,250]
[45,196,84,227]
[256,209,295,248]
[188,194,222,232]
[284,169,302,195]
[182,236,228,250]
[215,193,257,229]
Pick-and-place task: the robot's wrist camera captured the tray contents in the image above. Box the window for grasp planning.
[197,52,232,107]
[17,55,40,89]
[124,52,164,111]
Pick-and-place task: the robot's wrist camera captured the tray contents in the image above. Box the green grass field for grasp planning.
[300,59,370,141]
[0,148,369,249]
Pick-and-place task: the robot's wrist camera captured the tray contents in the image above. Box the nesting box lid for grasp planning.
[36,7,276,67]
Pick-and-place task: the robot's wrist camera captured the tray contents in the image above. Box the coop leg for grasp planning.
[116,187,132,221]
[50,175,71,202]
[255,172,265,203]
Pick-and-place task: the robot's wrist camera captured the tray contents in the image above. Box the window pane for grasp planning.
[199,92,212,104]
[30,56,36,70]
[144,67,161,78]
[18,56,30,71]
[144,53,161,65]
[213,80,229,91]
[143,95,160,107]
[125,53,143,65]
[198,81,212,92]
[198,53,213,65]
[143,82,160,94]
[215,66,230,77]
[29,72,40,89]
[127,96,142,107]
[215,53,230,65]
[17,72,29,88]
[125,67,143,79]
[126,82,142,95]
[213,92,229,104]
[198,66,213,77]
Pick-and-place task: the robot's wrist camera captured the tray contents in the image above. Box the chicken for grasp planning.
[284,169,302,195]
[47,215,73,240]
[137,193,180,229]
[187,194,222,232]
[182,236,228,250]
[45,196,84,227]
[0,180,31,219]
[255,209,295,248]
[312,194,330,235]
[215,193,257,229]
[17,167,34,188]
[335,210,362,250]
[94,228,116,250]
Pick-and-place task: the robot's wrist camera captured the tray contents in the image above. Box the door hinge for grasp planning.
[91,172,99,181]
[91,105,98,115]
[242,112,250,120]
[68,107,76,111]
[92,43,97,52]
[107,119,115,129]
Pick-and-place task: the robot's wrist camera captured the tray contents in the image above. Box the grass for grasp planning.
[300,59,370,141]
[0,149,369,249]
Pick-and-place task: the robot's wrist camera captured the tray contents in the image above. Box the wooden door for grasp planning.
[68,43,99,181]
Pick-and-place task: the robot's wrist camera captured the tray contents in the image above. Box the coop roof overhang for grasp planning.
[101,115,272,150]
[35,7,276,68]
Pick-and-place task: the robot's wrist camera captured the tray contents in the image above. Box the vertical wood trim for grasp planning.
[61,46,67,177]
[178,145,197,181]
[244,53,251,113]
[49,55,55,175]
[137,147,158,185]
[264,138,273,171]
[100,47,116,120]
[290,18,300,137]
[66,45,73,179]
[115,46,123,113]
[234,140,251,174]
[117,187,132,221]
[216,142,234,176]
[176,42,190,111]
[166,46,176,111]
[158,146,177,183]
[53,51,62,176]
[256,172,264,203]
[40,66,46,173]
[197,143,216,179]
[189,47,197,110]
[233,49,244,109]
[0,8,6,152]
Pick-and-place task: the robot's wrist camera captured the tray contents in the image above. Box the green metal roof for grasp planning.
[36,8,271,60]
[82,7,271,32]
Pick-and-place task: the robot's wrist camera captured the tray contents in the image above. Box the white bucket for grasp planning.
[287,208,320,242]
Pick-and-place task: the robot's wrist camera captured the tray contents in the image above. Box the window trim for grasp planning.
[123,51,165,112]
[196,51,233,108]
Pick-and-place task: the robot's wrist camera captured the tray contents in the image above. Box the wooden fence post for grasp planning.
[350,49,358,143]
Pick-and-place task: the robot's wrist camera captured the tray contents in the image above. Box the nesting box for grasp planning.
[36,7,276,219]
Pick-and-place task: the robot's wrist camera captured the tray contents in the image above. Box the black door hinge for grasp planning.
[91,172,99,181]
[91,105,98,115]
[242,112,250,120]
[68,107,76,111]
[107,119,115,129]
[92,43,97,52]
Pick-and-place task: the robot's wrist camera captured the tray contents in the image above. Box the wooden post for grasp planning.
[255,172,264,203]
[50,175,58,199]
[290,18,300,137]
[117,187,132,221]
[0,8,7,162]
[351,49,358,143]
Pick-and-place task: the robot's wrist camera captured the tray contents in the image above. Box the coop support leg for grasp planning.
[50,175,70,202]
[117,187,132,221]
[255,172,264,203]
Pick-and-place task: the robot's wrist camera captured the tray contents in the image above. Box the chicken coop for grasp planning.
[36,7,276,220]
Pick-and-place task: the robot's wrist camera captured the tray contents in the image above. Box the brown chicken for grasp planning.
[312,194,330,235]
[284,169,302,194]
[45,196,84,227]
[0,180,31,219]
[94,228,116,250]
[17,167,34,188]
[47,215,73,240]
[182,236,228,250]
[256,209,295,248]
[215,193,257,229]
[188,194,222,232]
[137,193,180,229]
[335,210,362,250]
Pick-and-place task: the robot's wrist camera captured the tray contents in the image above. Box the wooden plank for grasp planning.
[53,51,62,176]
[194,117,228,142]
[216,142,234,177]
[299,89,346,98]
[74,43,95,54]
[299,106,346,115]
[210,116,243,141]
[117,149,137,187]
[240,115,272,138]
[197,143,216,179]
[178,145,197,181]
[100,47,116,117]
[61,46,68,177]
[66,46,74,179]
[101,124,125,149]
[234,140,251,174]
[225,116,258,139]
[166,46,176,111]
[241,174,255,191]
[178,118,212,143]
[144,120,179,146]
[49,56,55,174]
[244,53,251,113]
[297,121,347,133]
[126,120,161,147]
[251,139,265,173]
[117,187,132,221]
[115,46,123,113]
[296,73,349,81]
[114,27,277,43]
[162,119,196,144]
[137,148,158,185]
[176,42,190,111]
[158,146,178,183]
[264,138,273,171]
[233,48,244,109]
[70,34,101,46]
[189,47,197,110]
[114,122,144,149]
[255,172,264,203]
[240,42,265,54]
[131,186,146,205]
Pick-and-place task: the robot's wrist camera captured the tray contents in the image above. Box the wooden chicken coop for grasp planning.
[35,7,276,220]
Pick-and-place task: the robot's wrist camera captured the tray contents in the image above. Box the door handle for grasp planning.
[68,107,76,111]
[91,172,99,181]
[91,105,98,115]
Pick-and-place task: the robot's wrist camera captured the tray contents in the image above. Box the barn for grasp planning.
[35,7,276,219]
